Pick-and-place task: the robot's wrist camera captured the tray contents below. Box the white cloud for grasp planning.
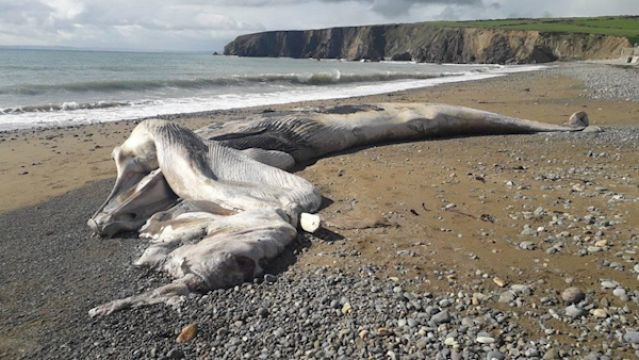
[0,0,637,51]
[42,0,85,20]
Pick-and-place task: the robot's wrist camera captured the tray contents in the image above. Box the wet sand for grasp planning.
[1,64,638,358]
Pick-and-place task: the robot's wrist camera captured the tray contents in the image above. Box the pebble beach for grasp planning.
[1,63,638,359]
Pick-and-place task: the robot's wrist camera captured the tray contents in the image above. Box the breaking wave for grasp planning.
[0,62,547,131]
[0,100,136,114]
[0,70,471,98]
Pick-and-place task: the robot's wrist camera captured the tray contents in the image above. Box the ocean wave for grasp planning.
[0,100,134,114]
[0,71,468,96]
[0,65,548,131]
[0,64,54,71]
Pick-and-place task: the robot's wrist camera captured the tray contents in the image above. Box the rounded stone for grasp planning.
[561,287,585,304]
[612,288,626,298]
[430,310,450,325]
[263,274,277,284]
[486,351,505,360]
[476,336,495,344]
[568,111,589,128]
[257,307,269,318]
[623,331,639,344]
[444,337,457,346]
[166,348,185,359]
[591,308,607,318]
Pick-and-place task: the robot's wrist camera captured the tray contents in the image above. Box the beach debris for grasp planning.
[480,213,495,223]
[176,323,198,343]
[492,277,507,288]
[341,302,352,315]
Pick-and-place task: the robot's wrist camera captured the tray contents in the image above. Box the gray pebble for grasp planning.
[486,350,505,360]
[498,291,515,303]
[623,330,639,344]
[166,348,184,359]
[600,280,618,289]
[519,241,536,250]
[510,284,532,296]
[542,348,560,360]
[583,352,601,360]
[612,288,626,298]
[430,310,451,325]
[565,304,584,318]
[561,287,585,304]
[263,274,277,284]
[476,335,495,344]
[257,307,269,317]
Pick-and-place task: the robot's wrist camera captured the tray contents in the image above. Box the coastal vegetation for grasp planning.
[427,16,639,44]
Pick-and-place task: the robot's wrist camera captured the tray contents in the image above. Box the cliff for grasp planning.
[224,24,631,64]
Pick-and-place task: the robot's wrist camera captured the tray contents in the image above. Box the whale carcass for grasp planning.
[87,103,590,316]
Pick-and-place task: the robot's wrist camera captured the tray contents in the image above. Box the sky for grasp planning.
[0,0,637,52]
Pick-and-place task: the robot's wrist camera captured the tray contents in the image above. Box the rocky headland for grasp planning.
[224,24,630,64]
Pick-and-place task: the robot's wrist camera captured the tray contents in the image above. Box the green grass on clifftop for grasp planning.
[427,16,639,44]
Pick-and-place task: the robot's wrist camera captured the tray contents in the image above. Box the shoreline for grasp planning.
[0,62,543,132]
[1,62,638,359]
[1,63,638,214]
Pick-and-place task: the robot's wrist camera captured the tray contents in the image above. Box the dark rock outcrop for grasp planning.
[390,51,412,61]
[224,24,630,64]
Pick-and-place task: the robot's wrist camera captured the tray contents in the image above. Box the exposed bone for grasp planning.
[300,212,321,233]
[88,103,591,316]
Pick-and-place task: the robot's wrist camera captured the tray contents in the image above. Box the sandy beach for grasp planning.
[1,63,638,359]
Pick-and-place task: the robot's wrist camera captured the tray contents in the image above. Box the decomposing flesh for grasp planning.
[87,103,589,316]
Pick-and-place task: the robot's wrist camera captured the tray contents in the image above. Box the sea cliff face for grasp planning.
[224,24,631,64]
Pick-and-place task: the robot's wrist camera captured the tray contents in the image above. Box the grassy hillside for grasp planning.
[426,16,639,44]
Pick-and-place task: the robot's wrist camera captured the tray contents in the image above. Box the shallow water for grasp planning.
[0,49,543,130]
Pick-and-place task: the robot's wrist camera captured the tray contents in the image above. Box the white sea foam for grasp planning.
[0,64,546,131]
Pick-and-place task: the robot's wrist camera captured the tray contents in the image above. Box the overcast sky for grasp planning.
[0,0,637,52]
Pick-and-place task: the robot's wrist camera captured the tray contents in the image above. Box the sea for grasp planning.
[0,48,545,131]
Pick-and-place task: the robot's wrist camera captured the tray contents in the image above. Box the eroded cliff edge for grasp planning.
[224,24,631,64]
